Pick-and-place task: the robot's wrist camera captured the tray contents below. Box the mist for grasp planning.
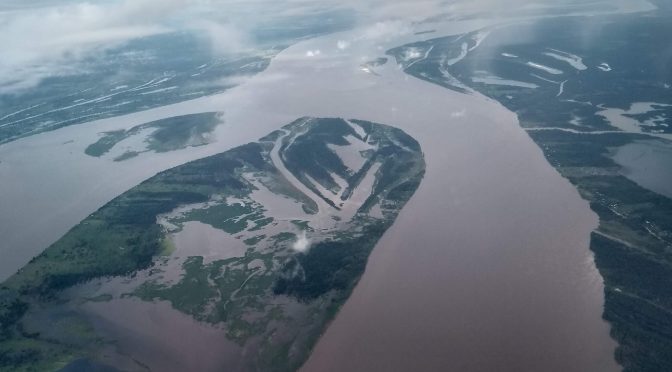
[0,0,650,95]
[292,231,311,253]
[0,0,278,93]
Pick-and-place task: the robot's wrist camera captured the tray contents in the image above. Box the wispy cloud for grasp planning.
[0,0,251,93]
[0,0,615,94]
[451,109,467,118]
[292,230,311,253]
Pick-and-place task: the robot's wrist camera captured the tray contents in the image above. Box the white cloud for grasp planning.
[450,109,467,118]
[0,0,607,95]
[0,0,250,94]
[337,40,350,50]
[292,231,311,253]
[216,71,290,88]
[361,20,412,41]
[402,47,423,61]
[194,20,251,55]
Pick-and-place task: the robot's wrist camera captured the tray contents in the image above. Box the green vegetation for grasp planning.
[137,256,218,316]
[0,142,272,370]
[530,130,672,372]
[0,30,281,146]
[85,112,223,158]
[282,118,356,192]
[244,235,267,246]
[158,237,176,256]
[83,130,126,157]
[84,294,113,303]
[593,234,672,371]
[146,113,220,153]
[0,117,425,371]
[274,170,424,302]
[274,222,387,300]
[281,118,424,216]
[391,9,672,370]
[0,7,358,145]
[271,232,297,243]
[389,15,672,134]
[113,151,140,162]
[179,202,257,234]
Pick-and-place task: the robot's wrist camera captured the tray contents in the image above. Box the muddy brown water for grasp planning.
[80,299,240,372]
[0,7,634,371]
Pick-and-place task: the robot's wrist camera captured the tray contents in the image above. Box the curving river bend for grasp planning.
[0,4,649,370]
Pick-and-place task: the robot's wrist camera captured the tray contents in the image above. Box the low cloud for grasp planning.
[292,231,311,253]
[194,20,251,56]
[0,0,611,95]
[451,109,467,118]
[337,40,351,50]
[0,0,250,94]
[361,20,412,41]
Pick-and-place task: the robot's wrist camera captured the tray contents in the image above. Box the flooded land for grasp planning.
[612,140,672,199]
[387,2,672,369]
[1,0,668,371]
[0,118,425,370]
[79,299,240,372]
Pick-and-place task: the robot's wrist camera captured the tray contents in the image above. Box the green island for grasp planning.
[0,117,425,371]
[389,4,672,371]
[84,112,223,161]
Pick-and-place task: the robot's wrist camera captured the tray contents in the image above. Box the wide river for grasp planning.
[0,5,641,371]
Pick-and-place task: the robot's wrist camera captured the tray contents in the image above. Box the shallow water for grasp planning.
[80,299,240,372]
[598,103,672,141]
[613,140,672,199]
[171,221,247,262]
